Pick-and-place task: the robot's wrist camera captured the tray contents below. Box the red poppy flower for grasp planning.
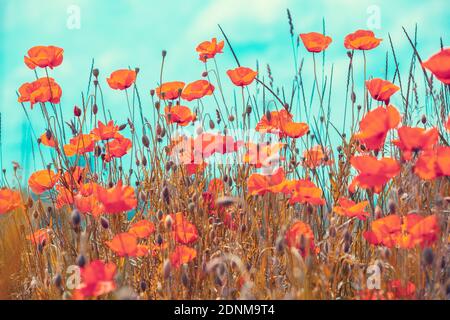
[366,78,400,105]
[207,178,224,195]
[91,120,120,141]
[363,214,439,249]
[422,48,450,84]
[156,81,185,100]
[24,45,63,69]
[61,166,85,190]
[26,228,50,246]
[28,169,59,194]
[299,32,332,53]
[55,185,74,209]
[18,77,62,109]
[104,135,132,162]
[40,131,58,148]
[0,188,22,214]
[106,232,148,257]
[349,155,400,193]
[392,127,438,161]
[302,145,333,169]
[63,134,96,157]
[72,260,117,300]
[353,105,401,151]
[256,109,309,139]
[414,146,450,180]
[173,212,199,245]
[288,179,326,206]
[196,38,224,62]
[74,193,104,217]
[170,245,197,268]
[181,80,214,101]
[95,180,137,214]
[226,67,258,86]
[285,221,316,257]
[247,167,286,196]
[193,132,243,159]
[333,197,369,220]
[164,105,196,126]
[387,280,416,300]
[344,30,382,50]
[129,220,155,238]
[106,69,136,90]
[243,142,285,168]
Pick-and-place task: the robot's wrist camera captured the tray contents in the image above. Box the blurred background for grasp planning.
[0,0,449,183]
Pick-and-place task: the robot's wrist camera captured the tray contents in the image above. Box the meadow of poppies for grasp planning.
[0,12,449,300]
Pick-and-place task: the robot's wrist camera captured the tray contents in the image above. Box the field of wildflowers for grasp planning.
[0,7,449,301]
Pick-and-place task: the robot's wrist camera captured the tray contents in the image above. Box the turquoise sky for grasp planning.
[0,0,449,182]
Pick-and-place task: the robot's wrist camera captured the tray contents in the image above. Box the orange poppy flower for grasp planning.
[363,214,439,249]
[18,77,62,109]
[256,109,309,139]
[91,120,120,141]
[422,48,450,84]
[181,80,214,101]
[333,197,369,220]
[303,145,333,169]
[353,105,401,151]
[226,67,258,87]
[0,188,22,214]
[104,135,132,162]
[196,37,224,62]
[106,232,148,257]
[288,179,326,206]
[55,185,74,209]
[299,32,332,53]
[40,131,57,148]
[207,178,224,195]
[173,212,199,245]
[344,30,382,50]
[164,105,196,126]
[106,69,136,90]
[392,127,438,161]
[72,260,117,300]
[61,166,85,190]
[24,45,63,69]
[285,221,316,257]
[366,78,400,105]
[170,245,197,268]
[414,146,450,180]
[74,192,104,217]
[247,167,286,196]
[243,142,285,168]
[156,81,185,100]
[95,180,137,214]
[129,220,155,238]
[28,169,59,194]
[193,132,243,159]
[26,228,50,246]
[349,155,400,193]
[63,134,96,157]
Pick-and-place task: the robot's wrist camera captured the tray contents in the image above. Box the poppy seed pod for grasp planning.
[71,209,81,227]
[100,216,109,229]
[163,259,171,279]
[142,135,150,148]
[162,50,167,57]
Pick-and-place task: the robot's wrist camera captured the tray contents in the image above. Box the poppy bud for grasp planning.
[155,101,160,110]
[93,79,98,86]
[92,103,98,115]
[265,110,272,122]
[209,120,215,129]
[71,209,81,227]
[188,202,195,213]
[135,67,140,74]
[162,50,167,58]
[119,123,127,131]
[142,155,147,167]
[423,247,434,266]
[202,71,208,77]
[246,106,252,114]
[140,280,147,292]
[421,114,427,124]
[157,210,163,221]
[163,259,171,279]
[275,236,285,253]
[228,115,235,122]
[53,273,62,288]
[100,216,109,229]
[181,271,189,288]
[76,254,86,268]
[142,135,150,148]
[156,233,163,246]
[164,214,173,229]
[388,199,396,214]
[92,68,99,78]
[74,105,82,117]
[351,92,356,103]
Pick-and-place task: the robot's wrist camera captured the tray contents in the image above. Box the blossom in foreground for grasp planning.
[299,32,332,53]
[363,214,439,248]
[302,145,333,169]
[181,80,214,101]
[366,78,400,105]
[172,212,199,245]
[24,45,63,69]
[243,142,285,168]
[170,245,197,268]
[196,37,224,62]
[422,48,450,84]
[392,126,438,161]
[256,109,309,139]
[344,30,382,50]
[285,221,316,257]
[72,260,117,300]
[39,131,57,148]
[226,67,258,86]
[414,146,450,180]
[353,105,401,151]
[104,134,132,162]
[18,77,62,108]
[287,179,326,206]
[349,155,400,193]
[91,120,120,141]
[28,169,59,194]
[95,180,137,214]
[63,134,96,157]
[156,81,185,100]
[128,219,155,238]
[164,105,196,126]
[333,197,369,220]
[106,232,149,257]
[106,69,136,90]
[0,188,22,215]
[247,167,285,196]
